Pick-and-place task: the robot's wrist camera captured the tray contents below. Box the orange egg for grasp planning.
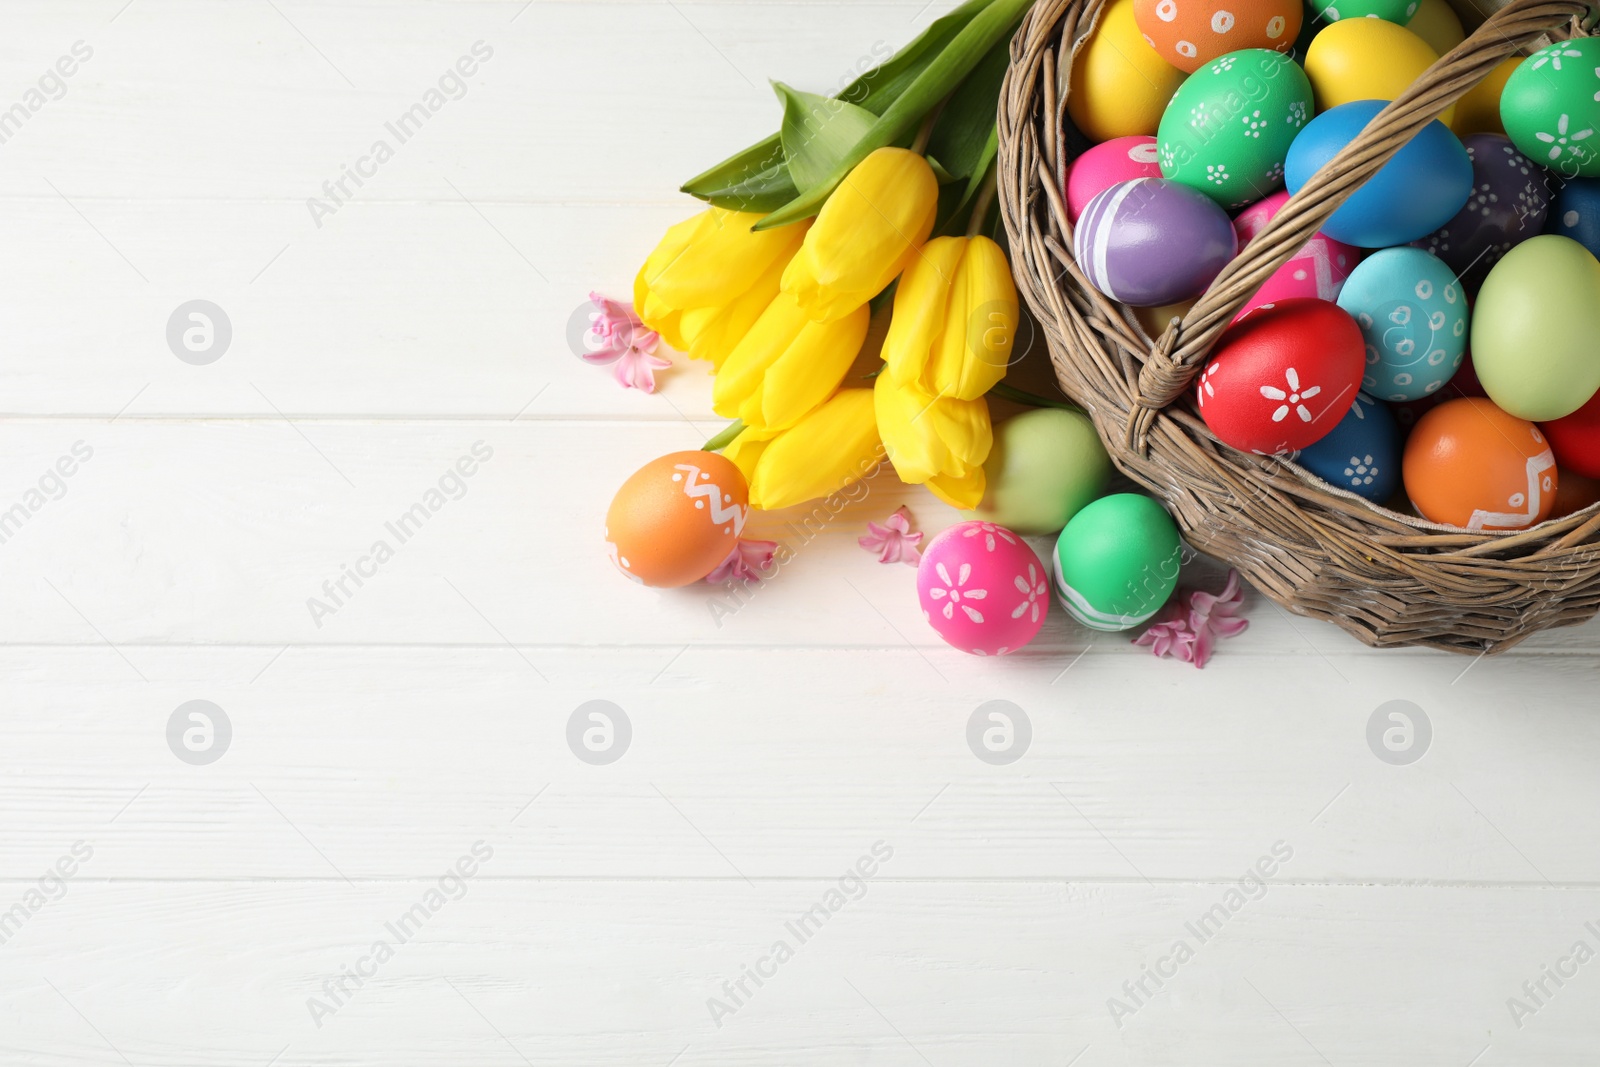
[605,451,748,587]
[1403,398,1557,531]
[1133,0,1300,72]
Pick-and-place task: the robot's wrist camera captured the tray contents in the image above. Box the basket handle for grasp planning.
[1130,0,1596,427]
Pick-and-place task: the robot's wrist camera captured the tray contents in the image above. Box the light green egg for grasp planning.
[1052,494,1182,632]
[966,408,1112,536]
[1501,38,1600,178]
[1158,48,1314,209]
[1472,235,1600,422]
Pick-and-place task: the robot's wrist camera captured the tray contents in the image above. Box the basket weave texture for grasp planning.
[998,0,1600,654]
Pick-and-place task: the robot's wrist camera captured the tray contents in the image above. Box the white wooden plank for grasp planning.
[1,644,1596,882]
[0,880,1593,1065]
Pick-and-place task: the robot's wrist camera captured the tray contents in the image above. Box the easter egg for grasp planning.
[1403,397,1557,529]
[1066,137,1162,223]
[1501,38,1600,178]
[1336,247,1467,402]
[1231,190,1360,319]
[1542,390,1600,479]
[1294,392,1402,501]
[1196,298,1365,453]
[1548,176,1600,261]
[968,409,1114,535]
[1075,178,1238,306]
[1310,0,1415,21]
[1552,469,1600,517]
[605,451,748,587]
[1412,134,1550,290]
[1404,0,1463,57]
[1286,100,1472,246]
[1472,235,1600,421]
[1069,0,1189,142]
[917,521,1049,656]
[1133,0,1302,73]
[1158,49,1313,208]
[1053,494,1182,630]
[1305,19,1449,125]
[1453,56,1518,137]
[1134,297,1198,337]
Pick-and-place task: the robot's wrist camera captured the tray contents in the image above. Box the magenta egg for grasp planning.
[1066,136,1161,224]
[916,521,1049,656]
[1232,191,1361,322]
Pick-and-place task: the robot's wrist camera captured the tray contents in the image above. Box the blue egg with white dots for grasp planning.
[1335,247,1467,402]
[1294,393,1401,502]
[1549,177,1600,262]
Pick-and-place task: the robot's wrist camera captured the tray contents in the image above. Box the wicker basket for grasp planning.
[998,0,1600,654]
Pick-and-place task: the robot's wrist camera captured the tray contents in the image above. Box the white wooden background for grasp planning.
[2,1,1598,1063]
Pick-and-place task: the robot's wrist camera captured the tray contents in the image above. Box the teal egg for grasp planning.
[1501,38,1600,178]
[967,409,1112,535]
[1472,234,1600,421]
[1158,49,1314,209]
[1052,494,1182,631]
[1336,247,1467,402]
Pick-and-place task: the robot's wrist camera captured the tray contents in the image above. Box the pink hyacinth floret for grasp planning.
[859,506,923,565]
[583,291,669,393]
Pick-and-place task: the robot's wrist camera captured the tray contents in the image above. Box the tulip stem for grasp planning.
[702,420,745,452]
[910,107,939,155]
[965,163,998,238]
[988,381,1083,414]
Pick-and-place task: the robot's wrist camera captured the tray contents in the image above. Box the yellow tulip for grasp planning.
[781,147,939,323]
[634,207,808,358]
[725,389,883,511]
[874,373,992,510]
[712,292,870,432]
[883,234,1017,400]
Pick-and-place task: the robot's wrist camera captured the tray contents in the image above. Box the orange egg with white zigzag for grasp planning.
[605,451,749,587]
[1403,398,1557,531]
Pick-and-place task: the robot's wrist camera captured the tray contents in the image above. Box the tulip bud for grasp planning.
[712,292,870,433]
[883,235,1018,400]
[874,373,992,510]
[781,147,939,323]
[634,207,808,359]
[725,389,883,511]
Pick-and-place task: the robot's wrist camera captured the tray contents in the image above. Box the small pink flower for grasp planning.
[582,291,670,393]
[1133,570,1248,668]
[859,506,922,565]
[705,539,778,584]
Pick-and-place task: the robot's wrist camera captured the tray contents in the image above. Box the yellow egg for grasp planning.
[1451,55,1518,137]
[1133,298,1196,338]
[1305,18,1453,127]
[1068,0,1187,142]
[1404,0,1464,56]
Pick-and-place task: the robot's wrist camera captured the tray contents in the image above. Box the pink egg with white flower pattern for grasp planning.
[916,521,1049,656]
[1066,136,1162,224]
[1231,191,1361,322]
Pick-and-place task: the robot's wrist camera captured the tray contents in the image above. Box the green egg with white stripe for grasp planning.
[1052,494,1183,631]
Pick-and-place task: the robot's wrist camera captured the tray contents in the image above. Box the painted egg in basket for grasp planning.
[1232,190,1360,320]
[1133,0,1302,73]
[1294,392,1402,502]
[1074,177,1238,307]
[1413,133,1550,290]
[1066,136,1162,223]
[1403,397,1557,530]
[1336,247,1467,402]
[1501,38,1600,178]
[1196,297,1365,454]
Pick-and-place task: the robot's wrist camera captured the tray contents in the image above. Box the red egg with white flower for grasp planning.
[1196,298,1365,455]
[916,521,1049,656]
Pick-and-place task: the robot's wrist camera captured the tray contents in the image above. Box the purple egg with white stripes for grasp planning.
[1073,177,1238,307]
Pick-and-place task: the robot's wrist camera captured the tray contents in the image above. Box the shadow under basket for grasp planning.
[997,0,1600,654]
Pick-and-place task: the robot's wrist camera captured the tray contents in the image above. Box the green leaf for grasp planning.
[679,134,797,215]
[923,31,1011,182]
[926,155,958,184]
[754,0,1034,230]
[942,124,998,231]
[680,0,996,211]
[775,82,879,193]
